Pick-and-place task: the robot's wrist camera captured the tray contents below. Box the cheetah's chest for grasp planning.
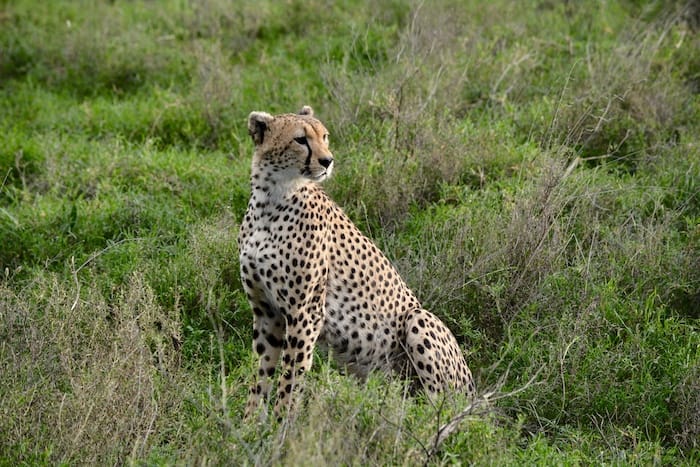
[239,194,329,311]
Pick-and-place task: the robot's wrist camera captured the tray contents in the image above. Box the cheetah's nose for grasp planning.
[319,157,333,169]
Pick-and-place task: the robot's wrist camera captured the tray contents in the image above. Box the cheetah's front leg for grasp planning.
[272,303,325,419]
[245,307,285,420]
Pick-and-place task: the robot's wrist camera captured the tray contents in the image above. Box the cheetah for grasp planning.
[238,105,475,419]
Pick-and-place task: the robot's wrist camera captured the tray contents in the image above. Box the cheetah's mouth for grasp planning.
[316,169,331,180]
[310,172,328,182]
[303,168,332,182]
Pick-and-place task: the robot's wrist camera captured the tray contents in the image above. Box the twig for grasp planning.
[426,365,544,460]
[491,52,532,103]
[206,287,228,416]
[558,337,579,418]
[375,390,431,461]
[70,237,142,311]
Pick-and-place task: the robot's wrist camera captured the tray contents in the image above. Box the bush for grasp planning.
[1,0,698,463]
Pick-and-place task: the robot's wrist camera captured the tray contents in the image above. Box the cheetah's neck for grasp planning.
[249,168,322,213]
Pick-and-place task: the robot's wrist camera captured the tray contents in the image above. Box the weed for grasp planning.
[1,0,698,464]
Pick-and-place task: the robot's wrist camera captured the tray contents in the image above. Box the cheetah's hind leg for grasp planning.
[404,309,473,397]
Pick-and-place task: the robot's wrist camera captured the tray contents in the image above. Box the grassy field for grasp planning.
[1,0,699,464]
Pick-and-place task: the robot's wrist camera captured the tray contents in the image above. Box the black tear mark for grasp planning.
[302,140,313,173]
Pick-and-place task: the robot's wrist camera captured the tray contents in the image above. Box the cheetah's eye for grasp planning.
[294,136,308,145]
[323,134,329,143]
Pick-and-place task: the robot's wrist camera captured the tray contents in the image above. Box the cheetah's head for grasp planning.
[248,106,333,184]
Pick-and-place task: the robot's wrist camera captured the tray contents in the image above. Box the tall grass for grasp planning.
[1,0,698,464]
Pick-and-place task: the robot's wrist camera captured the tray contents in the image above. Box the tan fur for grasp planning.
[239,106,475,419]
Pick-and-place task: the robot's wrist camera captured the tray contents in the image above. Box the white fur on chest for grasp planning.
[240,228,269,260]
[239,226,276,299]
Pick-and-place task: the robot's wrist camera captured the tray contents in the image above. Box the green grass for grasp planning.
[1,0,699,464]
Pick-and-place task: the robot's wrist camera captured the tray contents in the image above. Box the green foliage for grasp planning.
[1,0,698,464]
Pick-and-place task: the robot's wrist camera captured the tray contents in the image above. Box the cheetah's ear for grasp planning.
[248,111,274,145]
[298,105,314,117]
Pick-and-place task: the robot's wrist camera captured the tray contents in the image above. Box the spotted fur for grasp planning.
[238,106,475,419]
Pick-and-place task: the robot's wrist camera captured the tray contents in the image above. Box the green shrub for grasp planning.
[1,0,698,464]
